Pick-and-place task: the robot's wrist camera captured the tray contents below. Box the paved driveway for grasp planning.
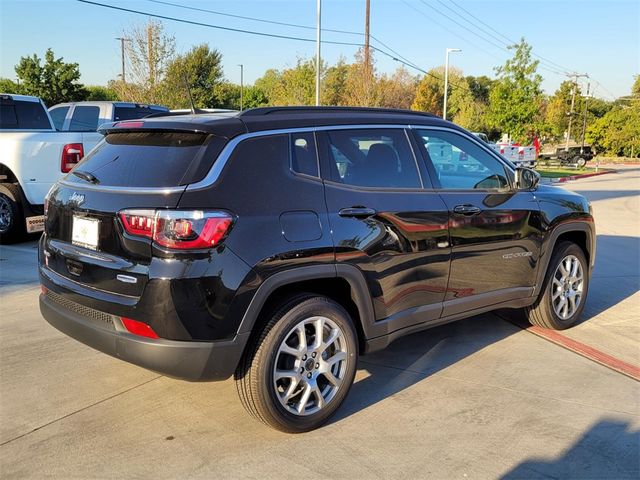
[1,168,638,479]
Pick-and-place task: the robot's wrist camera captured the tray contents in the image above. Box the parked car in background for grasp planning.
[0,97,168,242]
[39,107,595,432]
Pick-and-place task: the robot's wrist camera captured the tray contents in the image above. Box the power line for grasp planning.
[144,0,425,74]
[76,0,445,84]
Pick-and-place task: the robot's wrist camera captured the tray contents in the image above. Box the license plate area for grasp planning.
[72,216,99,250]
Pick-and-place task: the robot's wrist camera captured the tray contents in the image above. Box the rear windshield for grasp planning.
[68,132,218,188]
[114,106,166,121]
[0,100,51,129]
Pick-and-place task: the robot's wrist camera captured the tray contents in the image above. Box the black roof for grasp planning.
[98,106,455,138]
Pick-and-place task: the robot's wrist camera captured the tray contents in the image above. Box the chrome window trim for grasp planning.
[57,178,186,195]
[186,124,411,192]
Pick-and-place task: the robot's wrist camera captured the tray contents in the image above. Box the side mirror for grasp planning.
[515,167,540,190]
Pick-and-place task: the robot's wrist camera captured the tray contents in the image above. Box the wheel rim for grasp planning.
[273,316,348,416]
[552,254,584,320]
[0,195,12,233]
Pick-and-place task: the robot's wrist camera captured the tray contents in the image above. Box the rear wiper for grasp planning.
[72,170,100,184]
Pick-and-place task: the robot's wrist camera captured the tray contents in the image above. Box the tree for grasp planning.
[0,78,21,95]
[323,58,349,106]
[84,85,118,101]
[487,38,543,143]
[243,86,269,109]
[14,49,86,106]
[162,44,224,109]
[342,49,379,106]
[112,20,176,104]
[376,67,418,109]
[545,81,584,141]
[412,67,462,117]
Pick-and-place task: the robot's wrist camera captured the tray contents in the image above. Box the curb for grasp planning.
[548,169,616,183]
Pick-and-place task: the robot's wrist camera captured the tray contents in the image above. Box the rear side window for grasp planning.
[114,106,165,121]
[0,100,51,129]
[69,106,100,131]
[290,132,319,177]
[323,128,421,189]
[69,132,214,187]
[49,106,69,130]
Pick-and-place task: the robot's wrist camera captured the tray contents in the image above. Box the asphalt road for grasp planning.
[0,167,638,479]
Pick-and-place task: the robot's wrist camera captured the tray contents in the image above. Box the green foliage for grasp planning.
[242,86,269,109]
[0,78,22,94]
[487,38,543,143]
[323,58,349,106]
[84,85,118,101]
[14,49,86,106]
[163,44,224,109]
[412,67,447,116]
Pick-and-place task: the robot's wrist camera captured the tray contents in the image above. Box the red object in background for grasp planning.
[533,137,541,156]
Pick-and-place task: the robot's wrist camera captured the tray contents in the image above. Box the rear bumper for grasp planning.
[39,292,250,381]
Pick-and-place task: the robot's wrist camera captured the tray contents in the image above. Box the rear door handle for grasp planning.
[453,204,481,216]
[339,207,377,219]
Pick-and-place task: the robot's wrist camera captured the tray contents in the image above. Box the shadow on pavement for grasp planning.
[501,419,640,479]
[333,313,517,423]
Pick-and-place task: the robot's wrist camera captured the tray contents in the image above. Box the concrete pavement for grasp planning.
[0,168,638,479]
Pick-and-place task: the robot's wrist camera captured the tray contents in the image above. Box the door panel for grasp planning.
[412,128,544,315]
[318,128,451,325]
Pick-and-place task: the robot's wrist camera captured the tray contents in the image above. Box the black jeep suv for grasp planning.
[39,107,595,432]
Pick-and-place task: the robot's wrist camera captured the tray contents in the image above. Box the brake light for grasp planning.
[115,121,144,128]
[121,317,159,339]
[118,209,233,249]
[61,143,84,173]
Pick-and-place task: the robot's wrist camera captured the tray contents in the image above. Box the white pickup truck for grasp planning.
[0,95,168,242]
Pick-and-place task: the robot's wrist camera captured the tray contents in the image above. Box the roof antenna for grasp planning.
[182,73,197,114]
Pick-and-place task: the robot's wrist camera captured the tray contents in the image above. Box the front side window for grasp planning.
[414,129,509,190]
[69,106,100,132]
[323,129,421,189]
[49,106,69,130]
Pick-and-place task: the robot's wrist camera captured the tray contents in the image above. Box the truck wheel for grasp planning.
[235,294,358,433]
[574,156,587,168]
[526,241,589,330]
[0,183,25,244]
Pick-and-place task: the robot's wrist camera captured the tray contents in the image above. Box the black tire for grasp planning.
[573,156,587,168]
[0,183,25,244]
[526,241,589,329]
[235,294,358,433]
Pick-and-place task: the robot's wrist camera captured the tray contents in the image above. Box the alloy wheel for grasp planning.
[273,316,348,416]
[552,254,584,320]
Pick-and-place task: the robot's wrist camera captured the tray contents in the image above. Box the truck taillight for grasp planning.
[61,143,84,173]
[118,209,233,250]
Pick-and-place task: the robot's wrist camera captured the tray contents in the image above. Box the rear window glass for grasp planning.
[49,106,69,130]
[69,106,100,131]
[114,106,166,121]
[68,132,214,187]
[0,100,51,129]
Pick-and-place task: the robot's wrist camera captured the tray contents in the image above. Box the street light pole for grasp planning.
[238,64,244,111]
[443,48,461,120]
[580,82,590,153]
[315,0,322,106]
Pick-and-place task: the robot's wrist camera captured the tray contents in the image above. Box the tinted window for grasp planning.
[0,100,51,129]
[415,129,509,190]
[290,132,319,177]
[69,106,100,131]
[68,132,211,187]
[49,106,69,130]
[323,129,421,189]
[114,106,165,121]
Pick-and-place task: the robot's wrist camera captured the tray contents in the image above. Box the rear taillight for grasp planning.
[118,209,233,250]
[61,143,84,173]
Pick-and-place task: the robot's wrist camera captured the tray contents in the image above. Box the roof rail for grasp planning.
[239,106,438,118]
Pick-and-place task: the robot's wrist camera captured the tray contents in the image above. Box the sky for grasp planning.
[1,0,638,101]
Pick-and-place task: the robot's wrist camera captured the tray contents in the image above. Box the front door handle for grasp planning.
[453,204,481,216]
[339,207,377,219]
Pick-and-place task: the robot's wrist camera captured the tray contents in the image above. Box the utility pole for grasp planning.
[580,82,590,153]
[364,0,370,71]
[443,48,461,120]
[115,37,131,83]
[315,0,322,106]
[238,64,244,111]
[565,72,589,151]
